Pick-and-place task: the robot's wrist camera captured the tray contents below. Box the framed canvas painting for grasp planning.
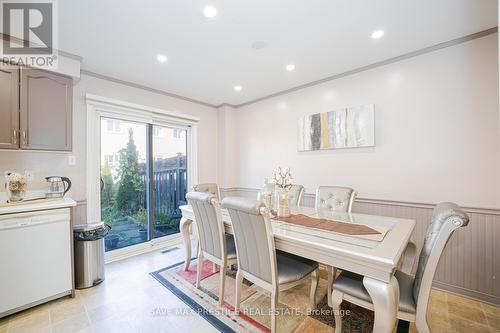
[298,104,375,151]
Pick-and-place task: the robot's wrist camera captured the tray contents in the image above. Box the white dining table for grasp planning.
[179,205,416,333]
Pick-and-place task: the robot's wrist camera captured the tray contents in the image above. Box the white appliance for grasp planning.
[0,208,73,317]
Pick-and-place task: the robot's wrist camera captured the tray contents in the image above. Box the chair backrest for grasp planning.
[221,197,277,286]
[186,191,226,260]
[413,202,469,315]
[288,184,305,207]
[315,186,356,212]
[193,183,220,200]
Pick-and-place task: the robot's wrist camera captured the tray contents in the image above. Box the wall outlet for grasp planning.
[68,155,76,166]
[25,170,35,181]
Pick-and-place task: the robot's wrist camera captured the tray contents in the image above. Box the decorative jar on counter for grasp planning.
[5,172,27,202]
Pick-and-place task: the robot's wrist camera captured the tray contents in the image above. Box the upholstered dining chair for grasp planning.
[315,186,356,212]
[315,186,357,306]
[221,197,320,333]
[193,183,221,200]
[288,184,305,207]
[186,192,238,306]
[331,202,469,333]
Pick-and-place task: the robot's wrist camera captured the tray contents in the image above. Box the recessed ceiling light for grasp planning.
[156,54,168,63]
[203,6,217,18]
[286,64,296,71]
[233,85,242,92]
[371,30,385,39]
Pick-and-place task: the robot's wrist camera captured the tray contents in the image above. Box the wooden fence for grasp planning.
[139,154,187,219]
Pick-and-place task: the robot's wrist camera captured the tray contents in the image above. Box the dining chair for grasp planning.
[288,184,305,207]
[315,186,356,212]
[193,183,221,200]
[186,191,238,306]
[315,186,357,306]
[331,202,469,333]
[221,196,320,333]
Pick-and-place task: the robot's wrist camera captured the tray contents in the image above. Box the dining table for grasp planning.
[179,204,416,333]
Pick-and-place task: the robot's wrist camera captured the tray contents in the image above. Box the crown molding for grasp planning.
[80,70,218,108]
[236,27,498,108]
[78,27,497,109]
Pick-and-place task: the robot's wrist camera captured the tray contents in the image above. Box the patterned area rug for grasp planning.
[151,259,409,333]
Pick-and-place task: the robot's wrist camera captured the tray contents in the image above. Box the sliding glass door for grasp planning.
[152,125,187,238]
[100,118,187,251]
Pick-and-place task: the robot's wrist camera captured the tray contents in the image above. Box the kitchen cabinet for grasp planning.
[0,65,73,151]
[20,68,73,151]
[0,64,19,149]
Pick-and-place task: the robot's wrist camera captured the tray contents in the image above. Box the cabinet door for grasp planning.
[20,68,72,151]
[0,65,19,149]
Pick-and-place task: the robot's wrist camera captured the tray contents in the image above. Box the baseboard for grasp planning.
[105,233,183,264]
[432,281,500,306]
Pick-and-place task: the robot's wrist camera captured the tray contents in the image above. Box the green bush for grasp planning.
[114,128,145,216]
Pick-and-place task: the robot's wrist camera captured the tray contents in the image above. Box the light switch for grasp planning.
[68,155,76,166]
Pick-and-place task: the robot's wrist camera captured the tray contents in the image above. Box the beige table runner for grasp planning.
[273,214,391,242]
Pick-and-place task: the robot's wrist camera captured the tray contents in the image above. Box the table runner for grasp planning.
[275,214,381,236]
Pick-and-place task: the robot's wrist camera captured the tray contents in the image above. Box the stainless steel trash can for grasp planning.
[73,223,110,289]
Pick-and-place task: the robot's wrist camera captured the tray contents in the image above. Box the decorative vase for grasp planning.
[275,188,291,218]
[5,172,27,202]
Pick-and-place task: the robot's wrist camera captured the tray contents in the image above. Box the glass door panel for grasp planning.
[152,125,187,238]
[100,117,148,251]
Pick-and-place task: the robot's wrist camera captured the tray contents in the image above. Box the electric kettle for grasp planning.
[45,176,72,198]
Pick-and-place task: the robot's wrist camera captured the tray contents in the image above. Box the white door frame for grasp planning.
[85,94,199,259]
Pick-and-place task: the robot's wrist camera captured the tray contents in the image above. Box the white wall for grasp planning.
[0,73,219,201]
[232,34,500,209]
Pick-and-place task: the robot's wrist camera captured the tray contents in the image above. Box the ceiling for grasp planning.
[58,0,498,106]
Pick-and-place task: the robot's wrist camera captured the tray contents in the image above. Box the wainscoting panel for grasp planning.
[221,188,500,305]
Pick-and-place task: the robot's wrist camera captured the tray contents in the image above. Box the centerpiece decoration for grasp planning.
[5,172,27,202]
[273,166,293,217]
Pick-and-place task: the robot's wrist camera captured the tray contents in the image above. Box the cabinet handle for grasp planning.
[13,129,17,144]
[22,131,27,145]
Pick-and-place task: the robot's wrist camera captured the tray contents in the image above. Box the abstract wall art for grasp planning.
[298,104,375,151]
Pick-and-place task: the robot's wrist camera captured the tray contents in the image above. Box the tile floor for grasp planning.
[0,246,498,333]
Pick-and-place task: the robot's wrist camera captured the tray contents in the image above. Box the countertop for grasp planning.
[0,192,76,215]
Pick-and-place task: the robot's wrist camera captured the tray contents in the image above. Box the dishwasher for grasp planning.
[0,208,73,317]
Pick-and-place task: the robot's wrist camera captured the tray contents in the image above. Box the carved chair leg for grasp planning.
[234,270,244,314]
[271,289,279,333]
[331,289,344,333]
[218,264,227,306]
[310,268,320,309]
[327,265,337,307]
[196,250,203,289]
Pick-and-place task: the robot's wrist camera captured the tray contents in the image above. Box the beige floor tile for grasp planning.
[7,307,50,331]
[7,323,51,333]
[482,303,500,332]
[84,317,137,333]
[447,293,488,325]
[50,297,86,324]
[52,313,90,333]
[0,317,8,331]
[448,314,490,333]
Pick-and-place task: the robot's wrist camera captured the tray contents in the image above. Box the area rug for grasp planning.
[150,259,409,333]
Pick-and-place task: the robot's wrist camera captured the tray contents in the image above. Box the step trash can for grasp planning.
[73,223,110,289]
